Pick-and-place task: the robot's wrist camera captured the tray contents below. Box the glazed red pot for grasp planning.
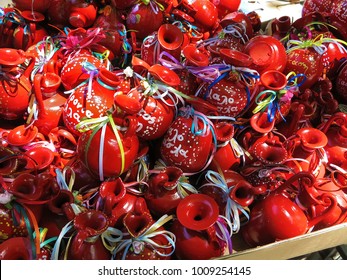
[145,166,190,217]
[68,3,98,28]
[40,189,76,239]
[77,116,140,179]
[171,193,225,259]
[99,177,144,228]
[208,122,242,172]
[63,68,120,135]
[141,23,184,66]
[271,16,291,40]
[275,171,346,230]
[335,61,347,103]
[125,72,177,141]
[117,206,173,260]
[0,237,32,260]
[244,35,287,75]
[24,146,55,171]
[160,105,215,173]
[33,73,66,135]
[284,47,324,90]
[67,210,111,260]
[201,77,249,118]
[241,193,311,247]
[46,0,71,28]
[220,11,254,39]
[126,2,164,40]
[59,50,107,91]
[320,112,347,166]
[0,48,35,120]
[13,11,48,51]
[12,0,51,14]
[181,0,219,32]
[285,127,328,177]
[247,132,288,166]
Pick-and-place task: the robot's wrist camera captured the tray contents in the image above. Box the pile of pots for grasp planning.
[1,0,347,260]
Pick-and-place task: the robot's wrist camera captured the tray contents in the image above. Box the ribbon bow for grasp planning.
[112,214,176,260]
[199,170,250,235]
[30,37,59,81]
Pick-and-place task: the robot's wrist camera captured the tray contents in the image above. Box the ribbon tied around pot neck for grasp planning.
[112,214,176,260]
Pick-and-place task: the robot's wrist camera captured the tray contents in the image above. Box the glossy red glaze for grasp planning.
[69,3,98,28]
[67,210,111,260]
[242,193,309,247]
[145,166,185,217]
[171,193,224,259]
[0,237,32,260]
[244,35,287,74]
[126,87,175,140]
[0,49,35,120]
[126,3,164,40]
[77,116,140,178]
[63,68,120,136]
[160,108,214,173]
[284,48,324,90]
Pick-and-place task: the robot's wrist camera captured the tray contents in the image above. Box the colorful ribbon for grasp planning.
[75,112,125,181]
[112,214,176,260]
[287,33,347,56]
[199,170,250,234]
[30,36,59,81]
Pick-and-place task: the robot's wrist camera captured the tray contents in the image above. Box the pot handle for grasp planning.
[123,115,138,137]
[308,193,342,229]
[320,112,347,134]
[33,74,46,115]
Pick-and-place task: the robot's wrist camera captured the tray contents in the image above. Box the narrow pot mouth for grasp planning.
[48,190,74,214]
[158,24,184,50]
[253,141,288,165]
[24,146,55,170]
[99,178,126,202]
[176,193,219,231]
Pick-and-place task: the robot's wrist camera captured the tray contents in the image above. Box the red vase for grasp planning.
[0,48,35,120]
[68,3,98,28]
[0,237,32,260]
[126,2,164,40]
[145,166,193,217]
[141,23,184,66]
[160,105,215,173]
[33,73,66,135]
[77,116,140,179]
[284,47,324,90]
[67,210,111,260]
[13,11,48,51]
[241,193,310,247]
[171,193,225,259]
[63,68,120,135]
